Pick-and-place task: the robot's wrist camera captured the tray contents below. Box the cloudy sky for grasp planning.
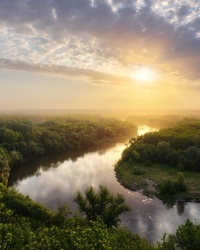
[1,0,200,110]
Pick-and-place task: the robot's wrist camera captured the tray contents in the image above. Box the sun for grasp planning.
[131,67,158,82]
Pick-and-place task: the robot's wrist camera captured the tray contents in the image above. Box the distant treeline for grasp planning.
[122,118,200,170]
[0,115,135,184]
[126,114,190,128]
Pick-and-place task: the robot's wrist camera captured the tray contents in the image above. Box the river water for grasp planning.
[8,126,200,244]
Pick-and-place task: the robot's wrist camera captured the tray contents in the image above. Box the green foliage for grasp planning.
[120,119,200,172]
[132,150,141,161]
[110,228,155,250]
[37,217,155,250]
[0,184,52,224]
[157,219,200,250]
[160,172,186,195]
[74,185,130,227]
[176,172,186,192]
[0,185,155,250]
[133,166,145,175]
[38,217,113,250]
[0,115,135,184]
[4,184,200,250]
[160,177,176,195]
[52,202,72,225]
[0,148,10,185]
[0,200,38,250]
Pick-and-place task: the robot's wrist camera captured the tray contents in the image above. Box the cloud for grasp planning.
[0,58,132,85]
[1,0,200,83]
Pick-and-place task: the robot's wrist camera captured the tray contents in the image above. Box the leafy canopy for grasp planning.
[74,185,130,227]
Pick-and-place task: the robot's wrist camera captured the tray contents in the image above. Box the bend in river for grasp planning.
[8,125,200,244]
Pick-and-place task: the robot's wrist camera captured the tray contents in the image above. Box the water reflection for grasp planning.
[9,139,127,186]
[9,142,128,212]
[137,125,159,136]
[177,201,185,215]
[8,127,200,244]
[163,201,185,215]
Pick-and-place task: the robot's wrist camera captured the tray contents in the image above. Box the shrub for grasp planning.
[133,166,145,175]
[157,219,200,250]
[175,172,186,192]
[160,177,175,195]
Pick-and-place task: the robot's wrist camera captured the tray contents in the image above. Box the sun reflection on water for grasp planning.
[137,125,159,136]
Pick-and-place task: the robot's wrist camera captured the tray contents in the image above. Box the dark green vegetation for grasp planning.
[116,118,200,200]
[157,219,200,250]
[0,184,154,250]
[0,115,135,185]
[1,184,199,249]
[75,185,130,227]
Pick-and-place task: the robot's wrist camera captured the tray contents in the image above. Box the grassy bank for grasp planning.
[115,161,200,201]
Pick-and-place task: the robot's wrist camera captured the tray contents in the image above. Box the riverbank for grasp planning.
[115,161,200,201]
[0,115,136,185]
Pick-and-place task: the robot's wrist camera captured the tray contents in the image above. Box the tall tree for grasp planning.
[74,185,130,227]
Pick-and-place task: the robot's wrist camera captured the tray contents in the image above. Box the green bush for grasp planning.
[175,172,186,192]
[160,177,176,195]
[157,219,200,250]
[133,166,145,175]
[160,172,186,195]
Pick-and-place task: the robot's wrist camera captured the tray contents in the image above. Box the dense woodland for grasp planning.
[121,118,200,170]
[0,115,135,185]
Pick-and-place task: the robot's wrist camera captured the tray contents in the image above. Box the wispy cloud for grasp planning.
[0,58,132,85]
[0,0,200,83]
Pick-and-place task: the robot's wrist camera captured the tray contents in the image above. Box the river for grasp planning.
[8,125,200,244]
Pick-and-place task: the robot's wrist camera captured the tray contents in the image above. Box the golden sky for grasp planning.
[0,0,200,110]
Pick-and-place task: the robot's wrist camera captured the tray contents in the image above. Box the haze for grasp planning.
[1,0,200,110]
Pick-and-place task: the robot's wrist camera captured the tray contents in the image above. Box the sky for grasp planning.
[1,0,200,110]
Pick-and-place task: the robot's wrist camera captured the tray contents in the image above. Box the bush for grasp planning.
[175,172,186,192]
[157,219,200,250]
[160,177,176,195]
[160,172,186,195]
[133,166,145,175]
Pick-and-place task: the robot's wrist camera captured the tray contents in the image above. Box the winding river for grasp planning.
[8,125,200,244]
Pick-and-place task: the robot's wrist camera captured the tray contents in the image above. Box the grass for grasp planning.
[115,161,200,201]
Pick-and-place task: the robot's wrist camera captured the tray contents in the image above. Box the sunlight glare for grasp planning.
[131,67,158,82]
[137,126,159,136]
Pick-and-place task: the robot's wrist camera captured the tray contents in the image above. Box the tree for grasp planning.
[160,177,175,195]
[157,219,200,250]
[0,148,10,185]
[176,172,186,192]
[156,141,172,163]
[74,185,130,227]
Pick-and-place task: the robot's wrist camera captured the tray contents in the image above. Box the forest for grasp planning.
[121,118,200,170]
[0,115,135,185]
[116,118,200,198]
